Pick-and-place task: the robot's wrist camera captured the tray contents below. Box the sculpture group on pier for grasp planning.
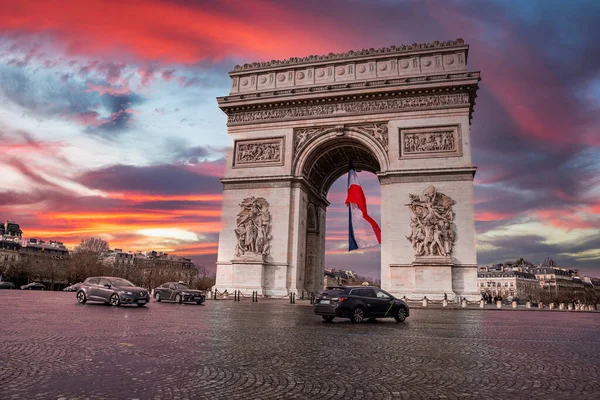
[406,186,456,257]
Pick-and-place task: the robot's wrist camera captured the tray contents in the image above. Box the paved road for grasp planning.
[1,291,599,400]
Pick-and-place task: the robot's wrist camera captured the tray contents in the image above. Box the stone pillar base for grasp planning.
[229,258,265,294]
[410,256,454,300]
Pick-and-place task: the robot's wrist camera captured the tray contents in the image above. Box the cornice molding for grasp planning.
[232,39,467,72]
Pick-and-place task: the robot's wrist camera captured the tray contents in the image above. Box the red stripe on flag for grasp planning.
[345,184,381,243]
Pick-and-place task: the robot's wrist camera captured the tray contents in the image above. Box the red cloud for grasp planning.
[0,0,356,64]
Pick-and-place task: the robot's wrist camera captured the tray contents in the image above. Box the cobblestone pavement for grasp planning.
[1,292,599,400]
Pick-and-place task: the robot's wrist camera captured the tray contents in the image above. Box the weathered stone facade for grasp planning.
[214,39,481,299]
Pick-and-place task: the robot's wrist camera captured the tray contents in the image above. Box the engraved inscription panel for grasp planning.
[400,125,462,159]
[234,137,284,167]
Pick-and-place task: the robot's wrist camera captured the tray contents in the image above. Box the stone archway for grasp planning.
[292,130,385,294]
[214,39,481,300]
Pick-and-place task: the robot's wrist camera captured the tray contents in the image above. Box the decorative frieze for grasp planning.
[233,137,284,167]
[406,186,456,257]
[294,122,389,154]
[227,93,470,125]
[400,125,462,159]
[229,40,468,95]
[234,39,466,71]
[234,197,272,259]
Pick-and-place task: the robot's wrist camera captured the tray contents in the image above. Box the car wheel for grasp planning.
[109,293,121,307]
[76,291,87,304]
[175,294,182,304]
[154,292,161,302]
[322,315,334,322]
[350,307,365,323]
[394,306,408,322]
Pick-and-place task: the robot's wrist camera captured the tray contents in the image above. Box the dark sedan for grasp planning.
[314,286,409,323]
[76,277,150,307]
[153,282,205,304]
[20,282,46,290]
[63,283,82,292]
[0,281,15,289]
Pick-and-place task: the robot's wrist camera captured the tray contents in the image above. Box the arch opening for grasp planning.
[300,136,381,197]
[296,135,383,293]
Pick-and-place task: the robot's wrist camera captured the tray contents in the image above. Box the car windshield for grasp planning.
[174,284,190,289]
[109,278,134,287]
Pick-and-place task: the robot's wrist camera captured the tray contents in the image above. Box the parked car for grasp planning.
[153,282,205,304]
[63,283,82,292]
[76,277,149,307]
[314,286,409,323]
[20,282,46,290]
[0,281,15,289]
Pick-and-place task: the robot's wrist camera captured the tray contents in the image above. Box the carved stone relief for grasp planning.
[294,122,389,156]
[234,197,272,259]
[400,125,462,159]
[233,137,284,167]
[406,186,456,257]
[227,93,469,125]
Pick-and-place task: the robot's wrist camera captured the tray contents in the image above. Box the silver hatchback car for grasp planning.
[76,277,150,307]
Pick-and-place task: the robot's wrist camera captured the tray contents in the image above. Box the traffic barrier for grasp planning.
[559,303,565,310]
[526,301,531,309]
[461,299,467,308]
[496,300,502,309]
[512,301,517,309]
[480,299,485,308]
[549,303,555,310]
[422,297,428,307]
[442,299,448,308]
[568,303,573,310]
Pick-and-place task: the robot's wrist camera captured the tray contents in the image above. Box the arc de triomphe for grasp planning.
[214,39,481,300]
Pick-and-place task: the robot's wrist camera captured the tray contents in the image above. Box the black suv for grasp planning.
[314,286,409,323]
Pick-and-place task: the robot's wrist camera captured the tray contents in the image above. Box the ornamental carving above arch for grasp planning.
[293,122,389,164]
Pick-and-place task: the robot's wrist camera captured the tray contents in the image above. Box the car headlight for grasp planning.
[121,291,133,295]
[181,291,190,295]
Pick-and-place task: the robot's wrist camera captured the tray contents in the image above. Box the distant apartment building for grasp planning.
[21,238,69,257]
[477,266,538,300]
[104,249,195,270]
[104,248,135,265]
[479,257,600,303]
[0,220,23,268]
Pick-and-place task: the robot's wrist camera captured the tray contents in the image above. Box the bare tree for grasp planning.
[75,237,110,255]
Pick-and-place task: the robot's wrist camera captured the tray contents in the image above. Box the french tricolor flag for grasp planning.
[345,164,381,251]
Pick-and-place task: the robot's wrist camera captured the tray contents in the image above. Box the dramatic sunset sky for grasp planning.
[1,0,599,278]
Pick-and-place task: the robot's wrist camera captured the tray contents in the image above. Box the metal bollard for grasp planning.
[480,299,485,308]
[512,300,517,309]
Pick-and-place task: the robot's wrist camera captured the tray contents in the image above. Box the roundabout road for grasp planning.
[1,291,599,399]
